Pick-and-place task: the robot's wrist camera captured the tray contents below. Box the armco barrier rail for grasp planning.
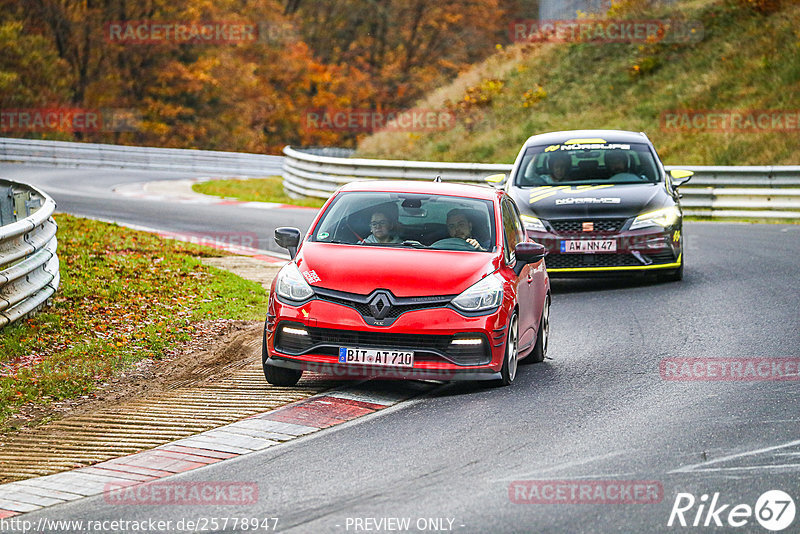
[0,137,283,176]
[0,179,59,330]
[283,147,800,219]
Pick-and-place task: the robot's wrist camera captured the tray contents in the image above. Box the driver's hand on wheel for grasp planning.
[466,238,485,251]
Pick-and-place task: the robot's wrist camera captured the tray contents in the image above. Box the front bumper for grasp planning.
[526,224,682,276]
[265,356,502,381]
[265,296,510,382]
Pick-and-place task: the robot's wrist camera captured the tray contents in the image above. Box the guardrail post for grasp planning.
[0,186,13,225]
[26,197,42,215]
[13,191,31,218]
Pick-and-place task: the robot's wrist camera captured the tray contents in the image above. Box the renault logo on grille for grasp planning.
[368,293,392,320]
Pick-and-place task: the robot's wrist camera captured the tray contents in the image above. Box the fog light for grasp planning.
[282,326,309,336]
[275,323,312,354]
[450,338,483,346]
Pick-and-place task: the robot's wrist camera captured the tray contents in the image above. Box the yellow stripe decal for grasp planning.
[529,186,568,204]
[564,138,607,144]
[547,255,682,273]
[529,184,615,204]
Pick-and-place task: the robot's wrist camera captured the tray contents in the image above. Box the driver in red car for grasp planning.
[446,209,485,251]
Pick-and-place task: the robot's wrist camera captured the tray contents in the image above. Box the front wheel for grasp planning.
[498,312,519,386]
[658,259,683,282]
[262,327,303,386]
[526,295,550,364]
[264,363,303,387]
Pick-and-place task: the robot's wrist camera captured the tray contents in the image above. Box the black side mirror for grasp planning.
[513,242,547,275]
[275,227,302,259]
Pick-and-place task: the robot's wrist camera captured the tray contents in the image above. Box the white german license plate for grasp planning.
[338,347,414,368]
[560,240,617,253]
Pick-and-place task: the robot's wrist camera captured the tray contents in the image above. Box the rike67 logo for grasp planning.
[668,490,796,531]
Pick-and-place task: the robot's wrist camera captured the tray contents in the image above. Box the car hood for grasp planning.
[510,183,670,220]
[296,242,497,297]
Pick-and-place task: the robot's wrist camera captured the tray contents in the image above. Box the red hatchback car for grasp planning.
[262,180,551,386]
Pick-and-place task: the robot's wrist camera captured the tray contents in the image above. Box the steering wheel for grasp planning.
[431,237,480,251]
[612,172,647,182]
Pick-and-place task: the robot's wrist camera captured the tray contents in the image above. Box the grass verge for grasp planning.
[193,176,327,208]
[0,214,269,427]
[685,215,800,224]
[356,0,800,166]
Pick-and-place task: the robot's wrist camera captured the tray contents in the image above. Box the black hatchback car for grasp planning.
[491,130,692,281]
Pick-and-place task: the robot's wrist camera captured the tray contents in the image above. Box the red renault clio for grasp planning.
[262,180,551,387]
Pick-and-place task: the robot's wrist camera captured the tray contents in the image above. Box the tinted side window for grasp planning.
[501,199,524,263]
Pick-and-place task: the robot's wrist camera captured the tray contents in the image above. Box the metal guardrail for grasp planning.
[282,146,510,198]
[282,147,800,219]
[0,137,283,176]
[0,180,59,330]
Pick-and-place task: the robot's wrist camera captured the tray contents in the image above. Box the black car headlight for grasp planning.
[521,214,547,232]
[629,206,680,230]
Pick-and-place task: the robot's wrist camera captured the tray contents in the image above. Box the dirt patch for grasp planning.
[1,319,262,437]
[201,256,284,290]
[2,255,284,436]
[0,317,337,483]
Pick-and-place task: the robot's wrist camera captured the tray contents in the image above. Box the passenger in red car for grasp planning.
[362,209,402,244]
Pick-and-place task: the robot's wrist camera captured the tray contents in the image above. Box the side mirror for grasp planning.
[484,173,507,187]
[275,227,302,258]
[669,169,693,188]
[513,242,547,275]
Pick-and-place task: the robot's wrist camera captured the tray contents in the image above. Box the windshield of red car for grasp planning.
[310,192,496,252]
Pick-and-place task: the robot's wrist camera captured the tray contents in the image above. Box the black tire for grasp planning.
[658,256,684,282]
[658,234,684,282]
[526,295,550,364]
[498,312,519,386]
[264,363,303,387]
[262,324,303,386]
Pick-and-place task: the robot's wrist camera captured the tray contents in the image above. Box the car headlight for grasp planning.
[275,263,314,302]
[521,214,547,232]
[452,274,503,313]
[629,206,680,230]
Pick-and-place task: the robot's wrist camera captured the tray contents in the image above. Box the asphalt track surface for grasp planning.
[2,163,799,533]
[0,163,312,256]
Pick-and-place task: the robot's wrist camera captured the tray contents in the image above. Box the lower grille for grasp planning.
[309,327,451,350]
[546,251,676,269]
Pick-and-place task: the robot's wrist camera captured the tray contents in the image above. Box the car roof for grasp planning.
[520,129,651,147]
[337,180,501,201]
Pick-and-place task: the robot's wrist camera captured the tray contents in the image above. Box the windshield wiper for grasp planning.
[400,240,428,248]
